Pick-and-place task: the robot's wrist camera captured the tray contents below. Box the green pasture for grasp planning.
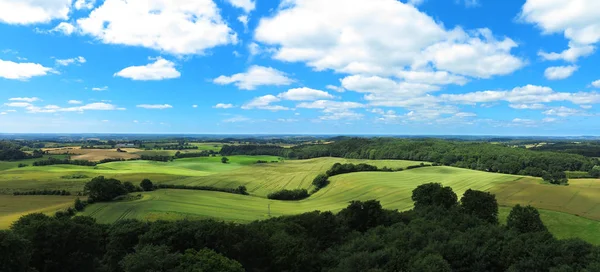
[0,195,78,229]
[499,207,600,245]
[0,155,69,171]
[83,167,519,223]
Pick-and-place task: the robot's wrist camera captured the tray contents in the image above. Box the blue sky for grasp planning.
[1,0,600,135]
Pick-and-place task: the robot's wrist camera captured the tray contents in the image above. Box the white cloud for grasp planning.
[213,103,234,109]
[408,0,425,5]
[248,42,261,56]
[4,102,32,108]
[101,119,109,122]
[192,105,198,108]
[92,86,108,91]
[277,87,334,101]
[255,0,524,78]
[9,97,40,103]
[226,0,255,13]
[8,102,125,113]
[213,65,293,90]
[238,15,249,29]
[520,0,600,62]
[297,100,364,120]
[0,59,54,80]
[51,22,75,35]
[592,79,600,88]
[538,43,595,62]
[68,100,82,104]
[326,85,345,93]
[0,112,6,115]
[454,112,477,118]
[0,0,71,25]
[223,116,250,123]
[55,56,86,66]
[136,104,173,110]
[544,65,578,80]
[77,0,237,55]
[509,103,546,110]
[74,0,95,10]
[114,58,180,81]
[442,84,600,105]
[242,95,289,111]
[396,70,468,85]
[543,106,587,117]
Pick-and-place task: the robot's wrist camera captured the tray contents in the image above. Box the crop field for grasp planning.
[83,167,521,223]
[498,207,600,245]
[491,178,600,221]
[0,195,78,229]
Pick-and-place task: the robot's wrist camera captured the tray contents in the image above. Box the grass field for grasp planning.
[82,167,519,223]
[0,195,78,229]
[499,207,600,245]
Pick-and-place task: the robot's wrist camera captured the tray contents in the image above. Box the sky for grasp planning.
[0,0,600,135]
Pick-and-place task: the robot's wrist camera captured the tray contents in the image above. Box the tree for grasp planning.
[221,157,230,164]
[123,181,137,193]
[411,183,457,209]
[338,200,387,232]
[140,179,153,192]
[0,230,31,272]
[120,245,181,272]
[179,248,244,272]
[410,254,452,272]
[507,205,547,233]
[11,214,105,272]
[312,174,329,190]
[236,185,248,195]
[84,176,127,202]
[74,198,85,211]
[460,189,499,224]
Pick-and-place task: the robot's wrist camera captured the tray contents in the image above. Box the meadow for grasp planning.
[3,153,600,244]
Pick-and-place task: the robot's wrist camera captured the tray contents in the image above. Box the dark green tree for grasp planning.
[460,189,499,224]
[74,198,85,211]
[84,176,127,202]
[104,220,150,272]
[411,183,457,209]
[507,205,547,233]
[411,254,452,272]
[338,200,387,232]
[120,245,181,272]
[123,181,137,193]
[312,174,330,190]
[0,230,32,272]
[179,248,244,272]
[140,179,154,192]
[221,157,230,164]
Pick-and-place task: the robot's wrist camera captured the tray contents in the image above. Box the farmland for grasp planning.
[2,147,600,244]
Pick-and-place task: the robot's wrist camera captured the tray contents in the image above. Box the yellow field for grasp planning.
[0,195,78,228]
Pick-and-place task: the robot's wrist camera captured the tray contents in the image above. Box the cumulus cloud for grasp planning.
[509,103,546,110]
[297,100,365,120]
[225,0,255,13]
[68,100,82,104]
[326,85,345,93]
[114,58,180,81]
[77,0,237,55]
[255,0,524,78]
[92,86,108,91]
[544,65,578,80]
[55,56,86,66]
[4,101,125,113]
[223,116,250,123]
[277,87,334,101]
[9,97,40,103]
[136,104,173,109]
[242,95,289,111]
[74,0,95,10]
[543,106,587,117]
[441,84,600,105]
[213,66,293,90]
[0,59,54,80]
[520,0,600,62]
[592,79,600,88]
[0,0,71,25]
[213,103,234,109]
[50,22,76,35]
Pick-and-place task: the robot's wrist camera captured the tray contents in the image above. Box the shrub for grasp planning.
[267,189,309,200]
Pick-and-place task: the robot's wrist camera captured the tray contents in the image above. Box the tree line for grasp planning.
[220,138,596,178]
[3,183,600,271]
[0,141,43,161]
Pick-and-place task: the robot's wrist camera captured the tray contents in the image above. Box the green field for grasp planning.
[82,166,519,223]
[0,195,78,229]
[499,207,600,245]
